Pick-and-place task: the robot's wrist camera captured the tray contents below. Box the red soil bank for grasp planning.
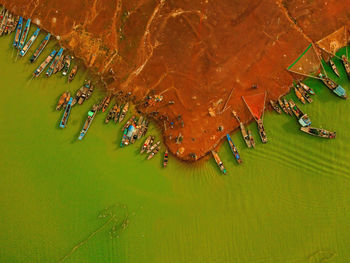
[1,0,349,161]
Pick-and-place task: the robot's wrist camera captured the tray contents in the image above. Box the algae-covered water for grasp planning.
[1,26,350,263]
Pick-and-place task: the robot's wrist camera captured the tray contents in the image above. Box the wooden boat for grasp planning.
[299,81,315,95]
[147,145,161,160]
[62,92,71,109]
[248,129,255,148]
[226,134,242,164]
[278,98,288,114]
[53,54,65,74]
[329,59,340,77]
[211,150,227,174]
[68,65,78,82]
[113,104,121,123]
[163,150,169,167]
[20,28,40,57]
[78,105,98,140]
[0,10,9,36]
[283,98,292,115]
[9,15,19,34]
[13,16,23,48]
[270,100,281,114]
[18,18,31,50]
[0,9,6,26]
[288,99,311,127]
[140,136,152,154]
[86,82,94,100]
[105,103,118,124]
[62,55,72,76]
[296,84,312,103]
[121,124,137,147]
[342,55,350,78]
[33,49,56,77]
[137,118,147,139]
[102,96,111,112]
[59,97,73,128]
[122,116,136,130]
[118,102,129,123]
[30,33,50,63]
[294,87,306,104]
[56,91,70,110]
[72,88,83,106]
[46,48,64,77]
[300,127,336,139]
[319,73,347,99]
[147,141,160,154]
[232,110,251,148]
[3,13,12,35]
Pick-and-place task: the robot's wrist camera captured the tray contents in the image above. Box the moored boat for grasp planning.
[20,28,40,56]
[18,18,31,50]
[211,150,227,174]
[53,54,65,74]
[113,104,121,123]
[59,97,73,128]
[121,124,136,147]
[68,65,78,82]
[288,99,311,127]
[270,100,281,114]
[13,16,23,48]
[329,59,340,77]
[30,33,50,63]
[147,145,161,160]
[342,55,350,78]
[118,102,129,123]
[226,134,242,164]
[278,97,288,114]
[33,49,56,77]
[300,127,336,139]
[140,135,152,154]
[319,73,347,99]
[78,105,98,140]
[248,130,255,148]
[105,103,118,124]
[46,48,64,77]
[147,141,160,154]
[0,10,9,36]
[232,110,251,148]
[296,84,312,103]
[294,87,306,104]
[56,91,70,111]
[299,81,315,95]
[62,55,72,76]
[102,96,111,112]
[163,150,169,167]
[284,98,292,115]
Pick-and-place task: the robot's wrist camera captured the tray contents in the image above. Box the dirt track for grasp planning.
[1,0,350,161]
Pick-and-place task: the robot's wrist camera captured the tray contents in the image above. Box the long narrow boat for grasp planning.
[147,145,161,160]
[46,48,64,77]
[270,100,281,114]
[105,103,118,124]
[296,84,312,103]
[9,15,19,34]
[283,98,292,115]
[319,73,347,99]
[140,135,152,154]
[62,55,72,76]
[78,105,98,140]
[121,124,136,147]
[294,87,306,104]
[59,97,73,128]
[300,127,336,139]
[232,110,251,148]
[163,150,169,167]
[68,65,78,82]
[288,99,311,127]
[33,50,56,77]
[20,28,40,56]
[18,18,31,50]
[147,141,160,154]
[329,59,340,77]
[0,10,9,36]
[13,16,23,48]
[102,96,111,112]
[278,97,288,114]
[342,55,350,78]
[299,81,315,95]
[56,91,70,111]
[226,134,242,164]
[53,54,65,74]
[30,33,51,63]
[211,150,227,174]
[248,130,255,148]
[118,102,129,123]
[4,14,13,35]
[113,104,121,123]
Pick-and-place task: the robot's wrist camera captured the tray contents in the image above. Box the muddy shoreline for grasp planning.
[1,0,350,161]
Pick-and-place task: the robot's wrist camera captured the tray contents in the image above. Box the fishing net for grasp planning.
[316,26,348,58]
[287,44,323,79]
[242,92,266,121]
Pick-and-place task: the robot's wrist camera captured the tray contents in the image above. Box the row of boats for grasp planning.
[0,9,19,36]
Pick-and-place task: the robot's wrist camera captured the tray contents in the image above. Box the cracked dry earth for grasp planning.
[2,0,350,161]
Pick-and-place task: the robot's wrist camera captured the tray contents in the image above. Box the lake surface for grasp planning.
[1,26,350,263]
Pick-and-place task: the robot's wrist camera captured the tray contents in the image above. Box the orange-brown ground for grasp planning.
[1,0,350,161]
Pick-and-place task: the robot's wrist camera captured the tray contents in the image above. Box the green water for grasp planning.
[1,27,350,263]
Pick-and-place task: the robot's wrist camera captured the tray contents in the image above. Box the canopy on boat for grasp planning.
[242,92,266,121]
[316,26,348,58]
[287,44,324,79]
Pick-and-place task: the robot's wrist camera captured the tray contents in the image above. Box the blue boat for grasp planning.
[121,124,136,147]
[59,97,73,128]
[319,73,347,99]
[33,50,56,78]
[20,28,40,56]
[13,16,23,48]
[78,105,98,140]
[18,18,30,50]
[30,33,51,63]
[46,48,64,77]
[226,134,242,164]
